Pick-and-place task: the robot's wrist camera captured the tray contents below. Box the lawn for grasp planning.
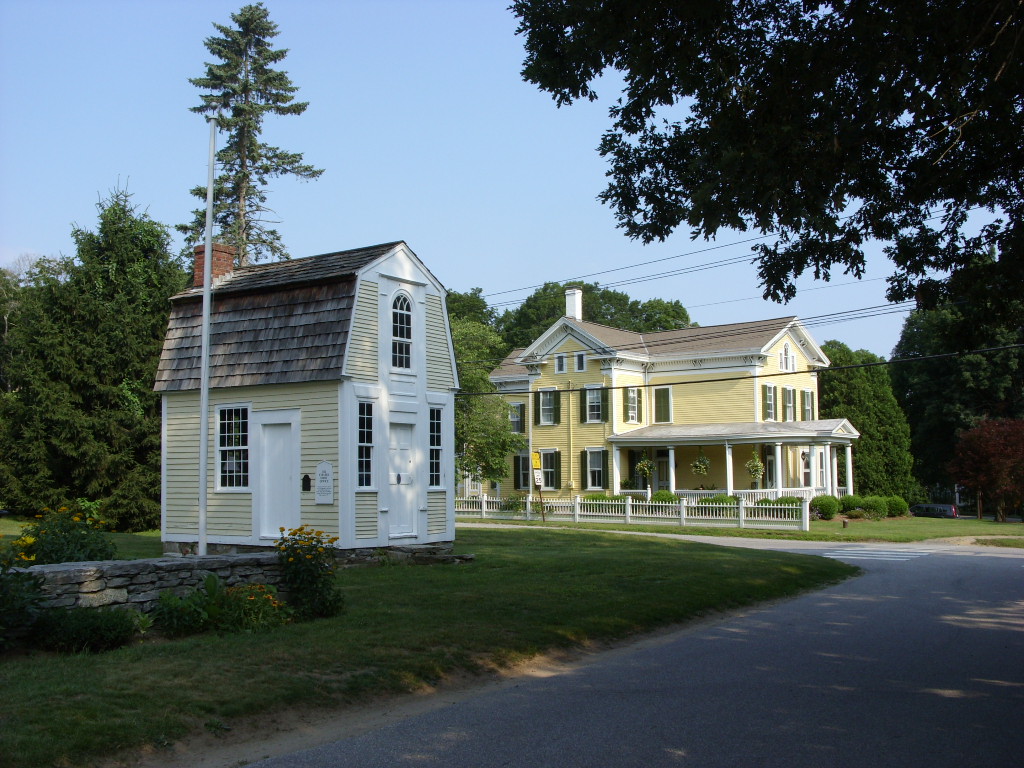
[0,527,857,768]
[457,514,1024,543]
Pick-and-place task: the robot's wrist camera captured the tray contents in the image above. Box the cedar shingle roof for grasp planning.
[154,242,397,392]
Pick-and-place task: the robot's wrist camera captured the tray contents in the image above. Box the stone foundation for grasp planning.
[22,542,467,613]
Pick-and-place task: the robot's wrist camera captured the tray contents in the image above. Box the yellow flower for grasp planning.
[288,557,294,562]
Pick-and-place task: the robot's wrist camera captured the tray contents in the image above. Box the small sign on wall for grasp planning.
[533,469,544,488]
[316,461,334,505]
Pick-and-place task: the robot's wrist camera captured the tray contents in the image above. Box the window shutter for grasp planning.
[553,451,561,489]
[809,391,815,419]
[533,392,541,425]
[800,390,806,421]
[637,391,643,422]
[552,391,561,424]
[623,389,630,422]
[580,450,588,489]
[513,455,523,490]
[601,449,609,489]
[600,388,609,422]
[580,389,587,423]
[762,384,769,420]
[518,403,526,432]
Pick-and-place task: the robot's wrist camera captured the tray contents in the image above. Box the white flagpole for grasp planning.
[197,115,217,556]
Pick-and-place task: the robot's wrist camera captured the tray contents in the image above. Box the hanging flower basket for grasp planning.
[745,451,765,480]
[634,456,655,481]
[690,449,710,476]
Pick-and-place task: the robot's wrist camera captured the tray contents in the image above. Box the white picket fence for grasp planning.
[455,494,810,531]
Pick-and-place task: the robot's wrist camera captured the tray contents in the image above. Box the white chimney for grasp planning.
[565,287,583,321]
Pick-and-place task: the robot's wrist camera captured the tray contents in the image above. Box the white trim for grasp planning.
[215,402,252,493]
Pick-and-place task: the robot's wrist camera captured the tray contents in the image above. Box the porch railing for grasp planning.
[456,494,810,532]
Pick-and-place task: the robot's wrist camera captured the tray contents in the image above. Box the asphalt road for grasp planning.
[251,538,1024,768]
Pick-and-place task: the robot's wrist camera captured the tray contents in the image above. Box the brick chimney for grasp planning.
[565,287,583,321]
[193,243,235,288]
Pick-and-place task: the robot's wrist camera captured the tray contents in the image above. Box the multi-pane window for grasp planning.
[539,390,557,425]
[625,387,640,423]
[555,354,566,374]
[779,342,795,372]
[357,401,373,487]
[575,352,586,372]
[586,448,606,490]
[509,403,525,433]
[541,450,560,490]
[784,387,796,421]
[654,387,671,423]
[218,407,249,489]
[391,294,412,369]
[429,408,442,487]
[763,384,777,421]
[586,388,603,422]
[802,389,815,420]
[512,452,531,490]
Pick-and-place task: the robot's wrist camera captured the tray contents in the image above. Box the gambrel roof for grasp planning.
[154,241,401,392]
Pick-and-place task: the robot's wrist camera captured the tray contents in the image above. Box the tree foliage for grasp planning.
[179,2,323,266]
[0,191,188,529]
[448,308,526,483]
[818,341,917,499]
[890,299,1024,487]
[496,281,692,349]
[513,0,1023,311]
[948,419,1024,522]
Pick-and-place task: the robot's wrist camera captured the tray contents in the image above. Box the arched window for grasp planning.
[391,294,412,369]
[779,342,794,372]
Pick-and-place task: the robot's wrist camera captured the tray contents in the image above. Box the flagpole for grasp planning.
[197,114,217,556]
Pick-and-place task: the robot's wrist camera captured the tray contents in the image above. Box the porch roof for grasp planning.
[607,419,859,446]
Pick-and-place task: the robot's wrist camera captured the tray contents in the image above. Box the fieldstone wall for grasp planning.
[22,543,464,613]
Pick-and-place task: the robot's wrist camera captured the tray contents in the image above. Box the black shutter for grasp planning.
[534,391,541,425]
[553,451,561,489]
[600,388,609,422]
[580,388,588,423]
[601,449,609,489]
[580,450,588,489]
[552,391,561,424]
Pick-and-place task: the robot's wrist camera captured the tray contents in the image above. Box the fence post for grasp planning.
[679,497,686,527]
[573,495,580,523]
[801,497,810,532]
[738,497,746,529]
[481,494,488,519]
[625,495,632,524]
[526,495,532,521]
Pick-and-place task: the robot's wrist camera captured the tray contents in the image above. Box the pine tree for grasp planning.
[180,3,323,266]
[0,191,188,529]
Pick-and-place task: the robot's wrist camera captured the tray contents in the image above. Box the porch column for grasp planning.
[809,443,818,493]
[822,442,832,497]
[724,443,734,496]
[845,444,854,495]
[831,444,840,496]
[612,447,622,495]
[667,446,676,492]
[773,442,784,491]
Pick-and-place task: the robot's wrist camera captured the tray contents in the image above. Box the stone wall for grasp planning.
[23,543,463,613]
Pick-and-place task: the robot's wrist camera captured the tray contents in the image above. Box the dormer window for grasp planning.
[392,294,412,369]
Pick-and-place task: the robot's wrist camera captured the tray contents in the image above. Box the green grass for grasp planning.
[0,527,857,768]
[974,537,1024,548]
[458,515,1024,542]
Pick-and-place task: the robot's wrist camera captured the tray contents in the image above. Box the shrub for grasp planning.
[650,490,679,503]
[10,505,117,565]
[703,494,739,504]
[500,493,526,512]
[277,526,345,621]
[755,496,804,506]
[151,575,291,637]
[861,496,889,520]
[33,607,141,653]
[886,496,910,517]
[0,552,44,651]
[840,495,865,515]
[810,495,840,520]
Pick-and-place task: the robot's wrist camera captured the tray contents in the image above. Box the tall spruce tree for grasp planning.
[0,192,188,529]
[819,340,918,500]
[180,2,323,266]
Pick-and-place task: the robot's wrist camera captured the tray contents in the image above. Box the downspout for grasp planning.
[566,380,573,496]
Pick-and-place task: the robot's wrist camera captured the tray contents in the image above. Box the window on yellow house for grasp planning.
[654,387,672,423]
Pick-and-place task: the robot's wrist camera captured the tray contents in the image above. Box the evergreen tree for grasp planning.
[0,192,188,529]
[819,340,917,499]
[180,2,323,266]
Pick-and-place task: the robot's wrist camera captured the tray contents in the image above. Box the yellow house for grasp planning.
[489,289,858,500]
[155,241,458,554]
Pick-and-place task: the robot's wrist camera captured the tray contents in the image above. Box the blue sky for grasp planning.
[0,0,914,357]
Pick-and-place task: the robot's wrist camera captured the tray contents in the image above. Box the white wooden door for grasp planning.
[255,412,300,539]
[388,423,416,537]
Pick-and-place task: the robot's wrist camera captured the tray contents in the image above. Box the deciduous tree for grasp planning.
[513,0,1023,312]
[180,2,323,266]
[948,419,1024,522]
